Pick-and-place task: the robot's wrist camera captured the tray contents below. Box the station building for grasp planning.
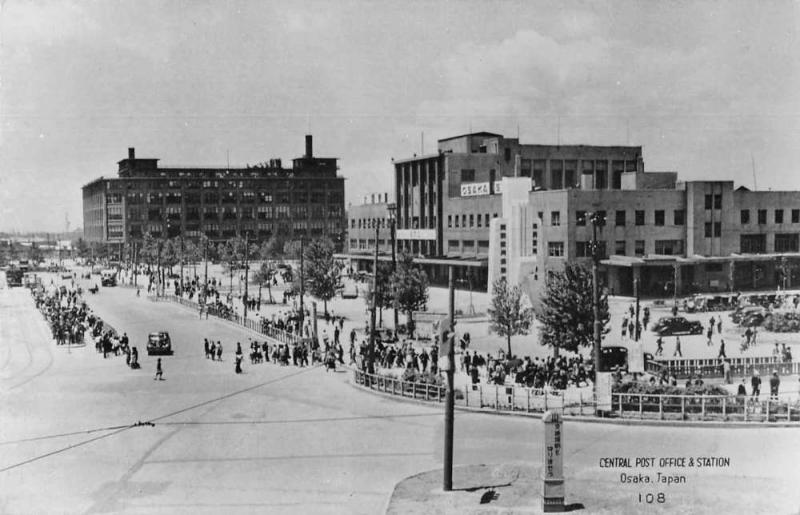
[344,131,800,301]
[82,135,346,249]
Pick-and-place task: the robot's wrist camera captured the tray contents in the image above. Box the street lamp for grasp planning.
[387,203,398,336]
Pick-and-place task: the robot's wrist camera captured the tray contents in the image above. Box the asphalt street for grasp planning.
[1,278,799,514]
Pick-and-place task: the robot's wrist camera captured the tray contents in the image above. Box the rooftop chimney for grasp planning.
[305,135,313,158]
[128,147,135,160]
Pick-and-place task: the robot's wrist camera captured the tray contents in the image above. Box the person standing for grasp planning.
[722,359,731,384]
[154,358,163,380]
[673,336,682,357]
[718,339,726,359]
[235,346,243,374]
[750,370,761,398]
[216,341,223,361]
[769,370,780,401]
[655,336,664,356]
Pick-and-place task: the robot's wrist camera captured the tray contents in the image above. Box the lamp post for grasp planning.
[387,203,398,336]
[589,211,605,408]
[368,224,380,374]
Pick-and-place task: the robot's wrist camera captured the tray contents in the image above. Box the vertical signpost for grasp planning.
[543,411,565,512]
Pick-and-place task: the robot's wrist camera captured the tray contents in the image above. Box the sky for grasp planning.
[1,0,799,232]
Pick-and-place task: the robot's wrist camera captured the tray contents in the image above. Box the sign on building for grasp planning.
[460,181,503,197]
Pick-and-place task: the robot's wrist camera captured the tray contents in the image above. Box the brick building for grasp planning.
[82,135,346,249]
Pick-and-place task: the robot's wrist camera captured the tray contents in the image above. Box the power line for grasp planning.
[0,424,133,446]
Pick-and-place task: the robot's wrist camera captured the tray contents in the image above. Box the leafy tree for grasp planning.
[252,261,277,304]
[488,277,534,357]
[74,238,90,259]
[219,237,244,294]
[534,262,610,356]
[364,262,394,326]
[390,252,429,337]
[303,238,341,315]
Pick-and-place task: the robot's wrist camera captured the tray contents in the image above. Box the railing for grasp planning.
[151,294,311,346]
[654,356,799,379]
[353,370,800,424]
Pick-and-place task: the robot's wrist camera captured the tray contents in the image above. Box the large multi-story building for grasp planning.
[492,176,800,303]
[344,131,800,301]
[82,135,346,248]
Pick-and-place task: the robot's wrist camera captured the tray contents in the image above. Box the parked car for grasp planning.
[147,331,173,355]
[651,316,703,336]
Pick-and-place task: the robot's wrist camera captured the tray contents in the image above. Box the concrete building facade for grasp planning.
[82,135,346,249]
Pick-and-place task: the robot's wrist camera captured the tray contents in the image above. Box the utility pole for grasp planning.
[203,236,209,302]
[443,265,455,491]
[391,210,398,336]
[590,212,604,412]
[368,225,380,374]
[299,237,305,336]
[634,275,640,341]
[243,232,250,321]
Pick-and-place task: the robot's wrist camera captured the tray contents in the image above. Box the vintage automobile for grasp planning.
[146,331,173,356]
[651,316,704,336]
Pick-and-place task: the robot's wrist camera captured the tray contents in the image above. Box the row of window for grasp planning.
[741,209,800,225]
[572,209,685,227]
[447,212,499,229]
[446,240,491,253]
[119,190,343,205]
[351,217,391,230]
[349,239,389,250]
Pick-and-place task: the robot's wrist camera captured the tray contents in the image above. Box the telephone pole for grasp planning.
[443,265,455,491]
[243,232,250,321]
[368,224,379,374]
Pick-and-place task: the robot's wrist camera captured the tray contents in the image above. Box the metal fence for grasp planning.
[654,356,799,379]
[151,294,312,346]
[353,370,800,424]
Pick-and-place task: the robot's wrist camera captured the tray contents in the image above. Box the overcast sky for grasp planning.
[2,0,799,232]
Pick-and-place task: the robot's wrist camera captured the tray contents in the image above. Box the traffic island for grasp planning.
[385,464,585,515]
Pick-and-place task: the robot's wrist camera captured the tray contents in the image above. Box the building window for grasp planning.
[548,241,564,257]
[714,222,721,237]
[741,209,750,224]
[551,211,561,226]
[477,214,482,228]
[705,194,713,210]
[485,213,490,226]
[454,215,459,228]
[740,234,767,254]
[469,214,474,228]
[576,241,590,257]
[615,240,626,255]
[673,210,685,225]
[478,240,490,254]
[504,148,511,161]
[705,263,724,272]
[595,161,607,189]
[447,215,452,228]
[576,210,586,226]
[758,209,767,224]
[461,214,466,228]
[775,233,799,252]
[533,160,545,187]
[705,223,712,238]
[775,209,784,224]
[520,159,532,177]
[550,160,563,189]
[461,169,475,182]
[793,209,800,223]
[634,240,645,256]
[654,210,665,226]
[714,194,722,209]
[615,210,626,226]
[635,210,645,226]
[447,240,459,252]
[654,240,684,255]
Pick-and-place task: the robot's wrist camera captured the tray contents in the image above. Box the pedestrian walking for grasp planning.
[673,336,682,357]
[717,316,722,334]
[216,341,223,361]
[718,339,726,359]
[655,336,664,356]
[154,358,163,380]
[706,326,713,346]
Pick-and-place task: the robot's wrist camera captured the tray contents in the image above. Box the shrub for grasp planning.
[762,311,800,333]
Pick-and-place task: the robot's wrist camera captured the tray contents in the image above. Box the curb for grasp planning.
[347,378,800,429]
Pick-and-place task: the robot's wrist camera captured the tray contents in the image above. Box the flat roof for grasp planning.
[437,132,502,142]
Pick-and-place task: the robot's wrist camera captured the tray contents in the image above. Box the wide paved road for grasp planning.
[1,278,799,514]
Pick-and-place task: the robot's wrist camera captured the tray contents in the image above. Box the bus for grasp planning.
[100,269,117,287]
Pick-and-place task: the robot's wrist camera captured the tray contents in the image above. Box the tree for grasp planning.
[488,277,533,357]
[390,252,429,337]
[303,238,341,315]
[252,261,277,303]
[219,237,246,295]
[534,262,610,357]
[364,262,394,326]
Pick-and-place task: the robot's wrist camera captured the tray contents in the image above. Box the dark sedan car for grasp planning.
[651,316,703,336]
[147,331,173,356]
